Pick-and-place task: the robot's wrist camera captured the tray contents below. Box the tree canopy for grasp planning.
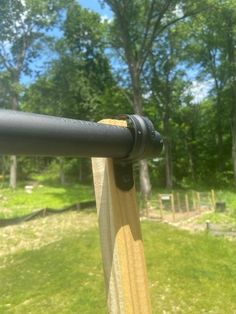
[0,0,236,189]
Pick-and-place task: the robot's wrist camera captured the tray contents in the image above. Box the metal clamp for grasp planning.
[113,115,163,191]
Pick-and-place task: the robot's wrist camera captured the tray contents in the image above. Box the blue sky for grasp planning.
[21,1,208,103]
[78,0,112,18]
[22,1,112,85]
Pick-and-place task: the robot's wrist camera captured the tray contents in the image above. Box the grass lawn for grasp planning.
[0,183,94,219]
[0,213,236,313]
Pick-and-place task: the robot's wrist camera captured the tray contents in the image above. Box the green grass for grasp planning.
[143,222,236,313]
[1,217,236,313]
[0,226,105,314]
[216,190,236,214]
[0,183,94,219]
[197,212,236,226]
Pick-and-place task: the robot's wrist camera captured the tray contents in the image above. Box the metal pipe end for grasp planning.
[117,114,163,160]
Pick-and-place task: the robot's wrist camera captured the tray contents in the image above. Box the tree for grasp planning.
[0,0,71,188]
[23,3,125,120]
[102,0,203,199]
[22,3,130,184]
[145,24,189,188]
[185,0,236,186]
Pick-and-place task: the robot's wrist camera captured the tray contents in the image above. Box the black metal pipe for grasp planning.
[0,110,162,159]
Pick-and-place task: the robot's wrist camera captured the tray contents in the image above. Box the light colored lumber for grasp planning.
[192,190,196,211]
[211,189,216,210]
[158,194,164,219]
[170,193,175,221]
[185,194,189,213]
[196,192,201,212]
[177,192,181,212]
[92,119,152,314]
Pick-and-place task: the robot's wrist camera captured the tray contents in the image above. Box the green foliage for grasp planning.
[0,0,71,80]
[2,0,236,188]
[22,2,129,122]
[197,212,236,226]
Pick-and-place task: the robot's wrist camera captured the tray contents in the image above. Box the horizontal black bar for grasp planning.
[0,110,134,158]
[0,110,163,159]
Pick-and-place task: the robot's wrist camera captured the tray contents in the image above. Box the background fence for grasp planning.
[148,190,216,222]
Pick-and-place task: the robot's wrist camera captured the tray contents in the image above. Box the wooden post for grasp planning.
[196,192,201,213]
[158,194,164,220]
[211,189,216,210]
[208,192,212,210]
[92,119,152,314]
[185,194,189,214]
[192,190,196,211]
[177,192,181,212]
[170,193,175,221]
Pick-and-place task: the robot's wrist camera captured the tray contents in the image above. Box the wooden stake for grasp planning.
[196,192,201,213]
[192,190,196,211]
[158,194,164,220]
[185,194,189,213]
[92,119,152,314]
[208,192,212,210]
[177,192,181,212]
[170,194,175,221]
[211,189,216,210]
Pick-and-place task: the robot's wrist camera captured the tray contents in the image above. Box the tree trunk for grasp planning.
[231,85,236,187]
[9,89,19,189]
[188,148,195,182]
[185,139,196,181]
[225,14,236,187]
[214,83,224,172]
[139,159,152,216]
[79,159,83,182]
[163,103,173,189]
[232,122,236,186]
[129,64,143,115]
[129,64,152,201]
[1,156,7,183]
[164,137,173,189]
[9,155,17,189]
[59,157,65,185]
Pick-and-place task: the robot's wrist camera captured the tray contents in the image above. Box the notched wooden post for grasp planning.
[92,119,152,314]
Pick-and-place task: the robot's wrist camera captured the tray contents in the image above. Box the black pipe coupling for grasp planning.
[113,114,163,190]
[118,114,163,161]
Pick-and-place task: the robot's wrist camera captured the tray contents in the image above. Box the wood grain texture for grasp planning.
[92,119,152,314]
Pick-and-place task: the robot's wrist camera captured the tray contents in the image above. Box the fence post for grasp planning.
[196,192,201,213]
[158,194,164,220]
[177,192,181,212]
[192,190,196,211]
[185,193,190,214]
[211,189,216,210]
[170,193,176,221]
[92,119,152,314]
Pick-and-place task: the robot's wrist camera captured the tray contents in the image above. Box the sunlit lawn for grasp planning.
[0,216,236,313]
[0,183,94,219]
